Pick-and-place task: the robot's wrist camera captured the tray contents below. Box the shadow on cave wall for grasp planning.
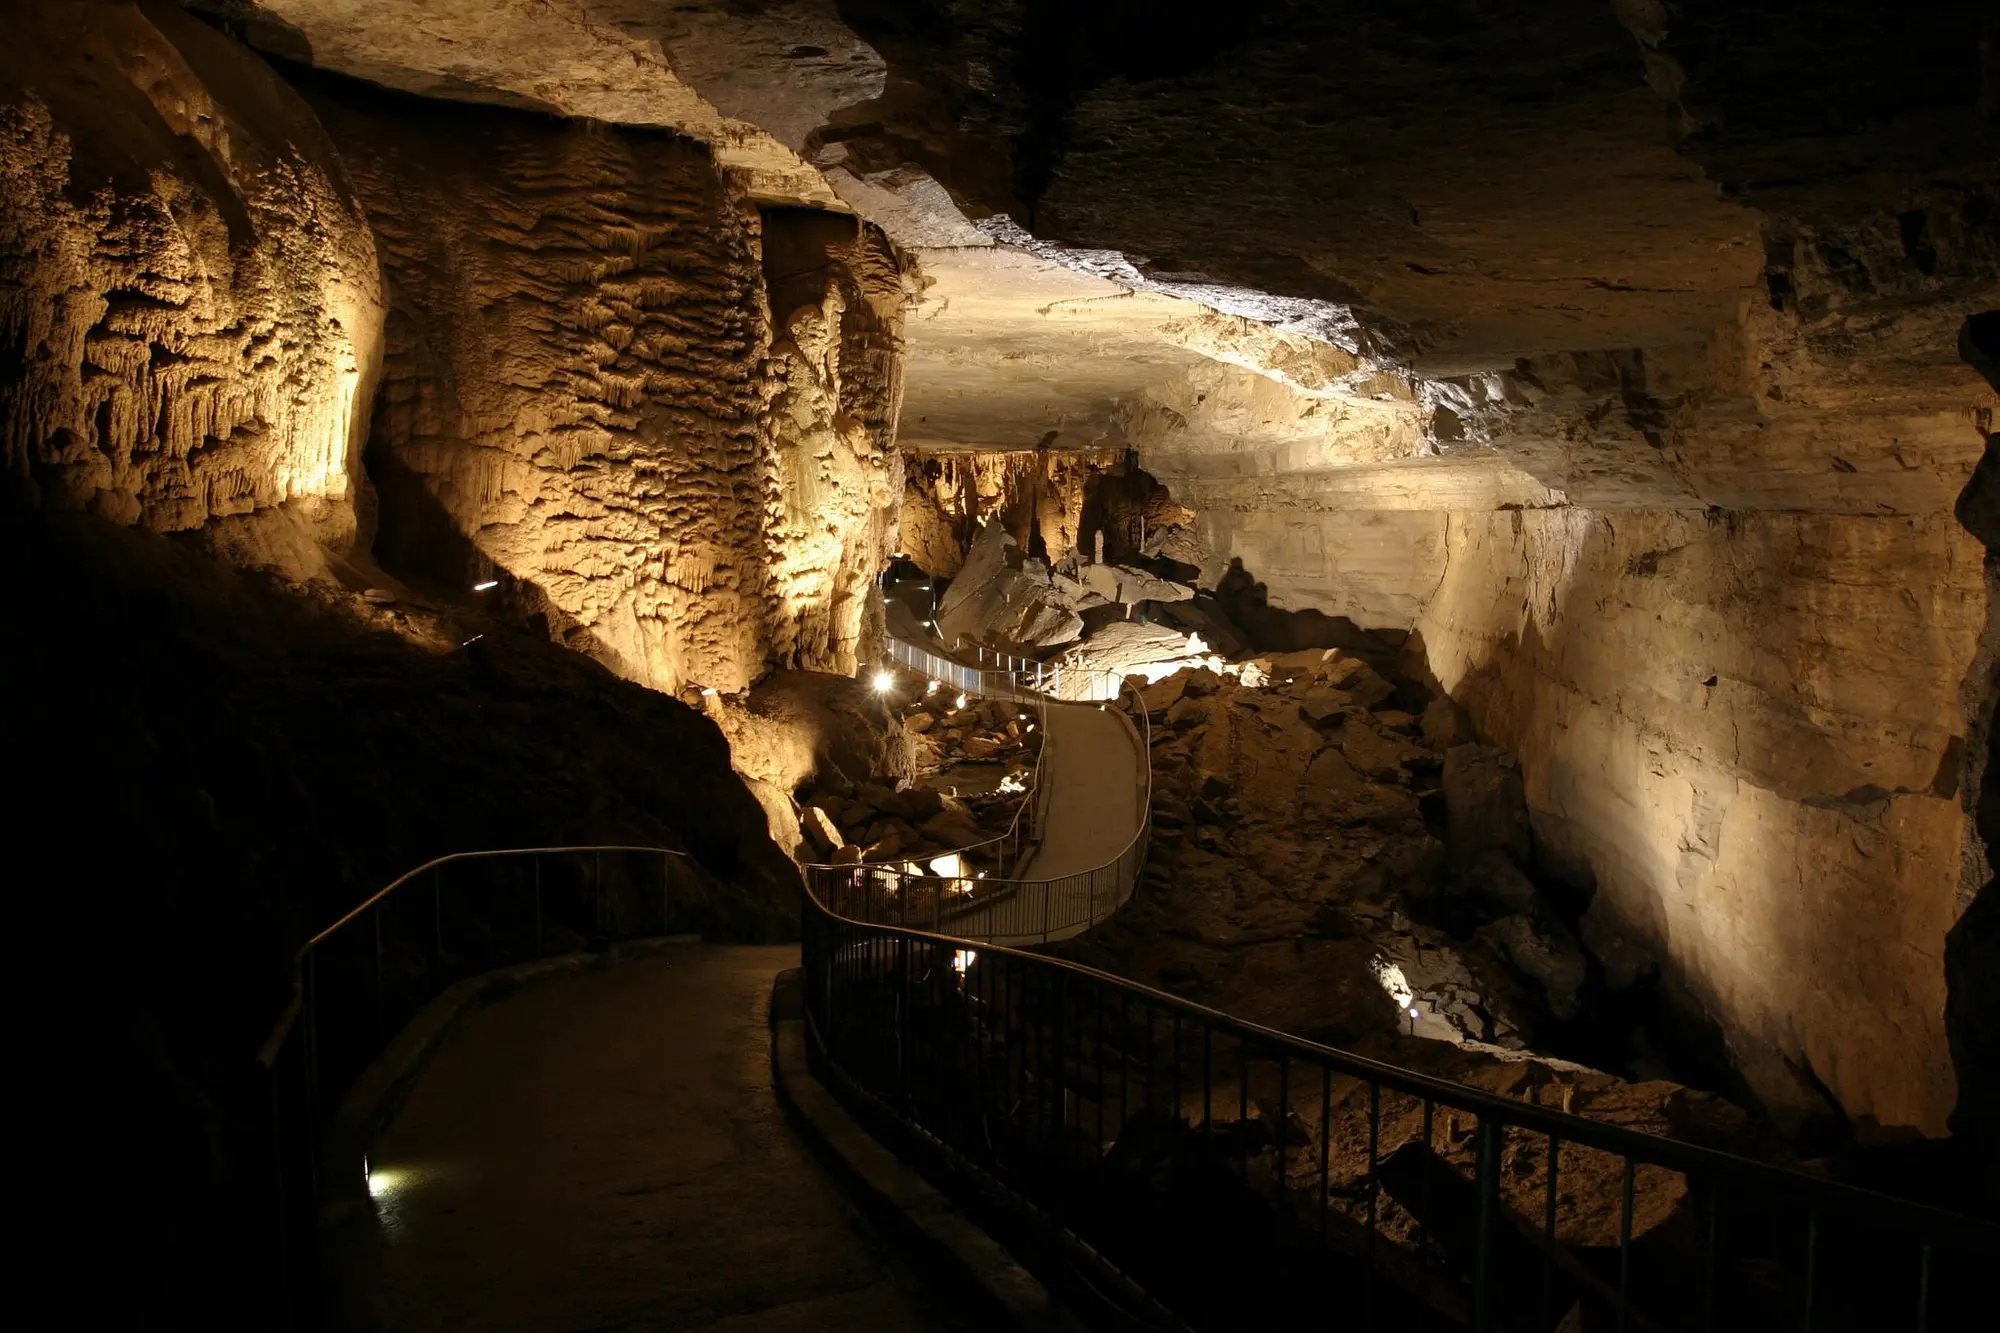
[1945,308,2000,1202]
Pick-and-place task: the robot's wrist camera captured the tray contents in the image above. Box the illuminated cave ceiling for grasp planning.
[219,0,1993,511]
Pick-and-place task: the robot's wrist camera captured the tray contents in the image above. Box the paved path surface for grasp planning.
[354,945,976,1332]
[943,700,1144,944]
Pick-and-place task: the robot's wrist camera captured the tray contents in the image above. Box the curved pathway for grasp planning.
[349,946,974,1332]
[872,598,1150,945]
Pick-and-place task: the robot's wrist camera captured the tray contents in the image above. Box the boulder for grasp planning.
[1441,744,1532,867]
[904,712,936,735]
[1152,796,1193,828]
[1421,697,1474,749]
[857,781,900,815]
[1340,723,1414,780]
[1324,656,1396,709]
[801,804,844,855]
[1165,696,1210,731]
[1181,666,1223,697]
[1137,672,1189,714]
[1480,912,1590,1021]
[1297,686,1353,724]
[922,810,987,847]
[901,787,946,821]
[962,735,1004,759]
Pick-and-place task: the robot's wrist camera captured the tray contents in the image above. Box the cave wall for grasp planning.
[0,0,383,570]
[1185,495,1984,1135]
[303,77,902,695]
[900,446,1125,575]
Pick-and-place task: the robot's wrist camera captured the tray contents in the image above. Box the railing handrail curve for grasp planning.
[798,886,2000,1249]
[256,844,690,1068]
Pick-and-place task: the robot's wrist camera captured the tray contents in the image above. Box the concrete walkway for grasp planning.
[353,945,975,1332]
[943,699,1145,943]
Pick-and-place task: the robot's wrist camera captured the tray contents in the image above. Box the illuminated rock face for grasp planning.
[306,81,902,694]
[0,2,383,566]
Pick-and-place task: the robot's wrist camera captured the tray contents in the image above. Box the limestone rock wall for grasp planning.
[1183,494,1984,1135]
[0,0,383,566]
[1419,508,1982,1136]
[306,78,902,694]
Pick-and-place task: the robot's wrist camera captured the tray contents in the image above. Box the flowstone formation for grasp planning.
[0,0,383,570]
[307,76,904,695]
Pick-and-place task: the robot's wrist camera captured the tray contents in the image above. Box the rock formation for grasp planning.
[305,76,903,694]
[0,0,383,570]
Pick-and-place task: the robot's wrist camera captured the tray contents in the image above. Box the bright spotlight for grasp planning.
[953,693,967,710]
[952,949,977,975]
[472,580,498,591]
[871,670,895,693]
[925,680,940,696]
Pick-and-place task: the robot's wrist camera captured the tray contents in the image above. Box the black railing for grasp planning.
[799,901,2000,1332]
[257,845,694,1329]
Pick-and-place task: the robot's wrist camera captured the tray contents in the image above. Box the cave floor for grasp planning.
[347,945,976,1332]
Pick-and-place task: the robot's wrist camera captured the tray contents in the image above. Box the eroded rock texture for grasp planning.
[0,0,383,567]
[306,78,902,693]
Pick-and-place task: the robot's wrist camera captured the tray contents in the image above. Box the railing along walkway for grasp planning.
[806,623,1151,947]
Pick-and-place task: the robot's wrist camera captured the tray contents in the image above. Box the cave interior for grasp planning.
[3,0,1997,1325]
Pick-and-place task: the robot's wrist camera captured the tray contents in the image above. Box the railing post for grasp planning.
[1472,1118,1501,1333]
[662,851,672,935]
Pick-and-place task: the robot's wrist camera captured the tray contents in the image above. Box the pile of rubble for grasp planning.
[1079,647,1616,1058]
[797,687,1041,868]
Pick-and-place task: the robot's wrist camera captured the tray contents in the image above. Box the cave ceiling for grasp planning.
[223,0,1998,510]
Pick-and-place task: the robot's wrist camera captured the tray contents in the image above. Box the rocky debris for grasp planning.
[792,681,1041,869]
[1063,646,1754,1173]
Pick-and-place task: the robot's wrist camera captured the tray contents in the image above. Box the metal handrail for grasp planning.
[256,844,690,1068]
[799,891,2000,1333]
[809,629,1153,944]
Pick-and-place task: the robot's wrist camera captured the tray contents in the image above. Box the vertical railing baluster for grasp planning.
[1543,1134,1562,1333]
[1801,1211,1819,1333]
[1618,1157,1636,1333]
[1472,1118,1501,1333]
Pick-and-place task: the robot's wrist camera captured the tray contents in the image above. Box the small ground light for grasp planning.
[953,693,967,709]
[473,579,499,591]
[871,669,895,693]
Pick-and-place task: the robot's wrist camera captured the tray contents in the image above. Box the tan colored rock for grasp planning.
[904,712,936,735]
[0,2,384,567]
[1298,687,1354,724]
[802,805,845,855]
[1421,697,1475,750]
[1325,657,1396,710]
